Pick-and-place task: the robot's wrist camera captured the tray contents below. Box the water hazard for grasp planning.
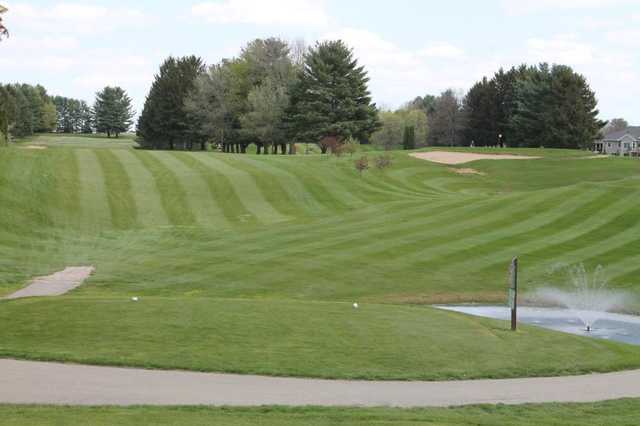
[435,305,640,346]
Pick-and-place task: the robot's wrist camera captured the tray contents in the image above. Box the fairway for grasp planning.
[1,134,640,380]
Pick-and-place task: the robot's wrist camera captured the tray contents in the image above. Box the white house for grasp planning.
[594,127,640,156]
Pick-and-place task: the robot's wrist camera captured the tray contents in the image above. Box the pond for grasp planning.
[435,305,640,346]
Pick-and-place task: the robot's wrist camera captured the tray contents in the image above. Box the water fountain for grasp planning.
[533,264,629,332]
[436,263,640,346]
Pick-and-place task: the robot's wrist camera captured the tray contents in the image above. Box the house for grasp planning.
[594,127,640,156]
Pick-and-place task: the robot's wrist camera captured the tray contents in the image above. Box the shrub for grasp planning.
[375,154,393,170]
[354,155,369,176]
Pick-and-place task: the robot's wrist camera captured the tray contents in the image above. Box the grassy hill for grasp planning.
[1,134,639,379]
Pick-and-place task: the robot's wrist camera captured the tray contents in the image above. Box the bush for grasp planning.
[375,154,393,170]
[354,155,369,176]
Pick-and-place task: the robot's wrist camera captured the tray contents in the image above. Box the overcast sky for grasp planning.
[1,0,639,123]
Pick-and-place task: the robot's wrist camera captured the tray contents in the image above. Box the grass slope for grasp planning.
[1,134,640,380]
[2,400,640,425]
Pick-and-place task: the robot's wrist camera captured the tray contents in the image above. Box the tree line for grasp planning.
[0,83,135,145]
[137,38,380,153]
[377,63,604,150]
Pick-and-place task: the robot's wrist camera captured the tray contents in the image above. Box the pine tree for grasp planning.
[11,85,33,138]
[286,40,381,153]
[94,86,134,138]
[402,125,416,150]
[137,56,205,149]
[509,64,604,148]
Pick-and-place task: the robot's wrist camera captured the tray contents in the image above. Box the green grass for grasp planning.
[1,134,640,380]
[2,400,640,425]
[1,297,638,380]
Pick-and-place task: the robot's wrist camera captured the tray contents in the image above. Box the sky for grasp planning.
[1,0,639,123]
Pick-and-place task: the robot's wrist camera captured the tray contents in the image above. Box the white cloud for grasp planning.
[419,42,464,59]
[526,35,595,65]
[503,0,636,15]
[192,0,329,27]
[320,28,488,108]
[6,2,147,34]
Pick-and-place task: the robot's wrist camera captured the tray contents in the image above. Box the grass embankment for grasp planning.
[2,400,640,425]
[1,134,639,380]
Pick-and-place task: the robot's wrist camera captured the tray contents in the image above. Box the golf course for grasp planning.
[1,134,640,382]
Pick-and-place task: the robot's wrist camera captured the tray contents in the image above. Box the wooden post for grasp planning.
[509,257,518,331]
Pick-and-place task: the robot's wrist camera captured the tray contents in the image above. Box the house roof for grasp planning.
[603,127,640,141]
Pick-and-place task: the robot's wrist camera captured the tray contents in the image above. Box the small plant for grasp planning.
[343,140,359,156]
[375,154,392,170]
[354,155,369,176]
[332,143,345,158]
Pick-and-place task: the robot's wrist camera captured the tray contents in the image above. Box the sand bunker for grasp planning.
[449,168,485,176]
[5,266,95,299]
[410,151,541,165]
[20,145,47,150]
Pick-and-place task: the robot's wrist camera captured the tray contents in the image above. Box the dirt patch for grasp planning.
[449,167,486,176]
[5,266,95,299]
[410,151,541,165]
[20,145,47,150]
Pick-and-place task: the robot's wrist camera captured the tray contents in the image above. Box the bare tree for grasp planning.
[427,89,466,147]
[0,5,8,40]
[288,38,307,69]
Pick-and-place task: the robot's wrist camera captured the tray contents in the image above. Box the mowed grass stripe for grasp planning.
[150,152,229,228]
[476,188,640,273]
[94,149,138,229]
[397,186,600,269]
[436,187,628,273]
[523,198,640,275]
[75,149,112,232]
[134,151,196,227]
[110,149,170,228]
[194,190,539,279]
[231,156,331,217]
[174,153,255,227]
[192,155,288,225]
[312,185,580,267]
[50,149,82,229]
[215,155,309,219]
[276,159,370,210]
[239,186,586,288]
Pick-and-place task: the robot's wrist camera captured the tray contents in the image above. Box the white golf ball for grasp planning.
[131,296,139,302]
[353,302,359,309]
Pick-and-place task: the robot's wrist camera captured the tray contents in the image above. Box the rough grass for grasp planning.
[1,134,640,380]
[1,400,640,425]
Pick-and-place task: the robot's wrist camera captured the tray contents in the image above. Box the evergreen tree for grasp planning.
[286,40,381,153]
[0,85,15,145]
[510,64,604,148]
[137,56,205,149]
[402,125,416,150]
[11,85,33,138]
[94,86,134,138]
[463,77,498,146]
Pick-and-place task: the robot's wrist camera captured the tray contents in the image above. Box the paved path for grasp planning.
[1,359,640,407]
[5,266,94,299]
